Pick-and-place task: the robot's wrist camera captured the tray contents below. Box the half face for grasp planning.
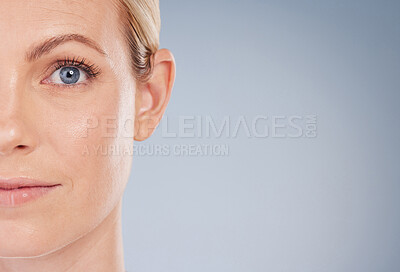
[0,0,136,257]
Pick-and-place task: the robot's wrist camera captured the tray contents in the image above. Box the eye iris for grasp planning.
[59,67,80,84]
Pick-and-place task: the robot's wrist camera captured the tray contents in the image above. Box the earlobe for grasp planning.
[134,49,176,141]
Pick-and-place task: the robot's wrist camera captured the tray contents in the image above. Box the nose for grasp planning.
[0,50,38,156]
[0,117,37,156]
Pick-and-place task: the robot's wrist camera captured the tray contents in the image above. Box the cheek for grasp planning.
[41,86,135,219]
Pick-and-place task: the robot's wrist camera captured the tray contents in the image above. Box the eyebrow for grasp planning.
[26,33,107,62]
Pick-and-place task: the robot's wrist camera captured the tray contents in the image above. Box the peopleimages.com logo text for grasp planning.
[81,114,318,139]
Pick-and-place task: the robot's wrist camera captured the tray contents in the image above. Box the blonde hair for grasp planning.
[114,0,161,82]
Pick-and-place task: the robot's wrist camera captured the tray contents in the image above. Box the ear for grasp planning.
[134,49,176,141]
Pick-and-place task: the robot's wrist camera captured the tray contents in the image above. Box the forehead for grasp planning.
[0,0,123,55]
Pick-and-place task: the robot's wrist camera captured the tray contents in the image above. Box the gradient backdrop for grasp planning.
[122,1,400,271]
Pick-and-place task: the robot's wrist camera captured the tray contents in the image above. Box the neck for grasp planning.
[0,201,125,272]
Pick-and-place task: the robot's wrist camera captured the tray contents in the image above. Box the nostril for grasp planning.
[16,145,28,150]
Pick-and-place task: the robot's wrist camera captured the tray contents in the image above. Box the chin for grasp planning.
[0,216,85,258]
[0,222,55,258]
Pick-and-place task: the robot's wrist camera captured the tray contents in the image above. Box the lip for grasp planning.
[0,177,61,207]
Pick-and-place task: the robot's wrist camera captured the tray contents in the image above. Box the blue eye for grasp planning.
[60,67,80,84]
[48,66,88,85]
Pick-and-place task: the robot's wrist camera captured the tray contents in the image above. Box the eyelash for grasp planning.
[52,56,101,79]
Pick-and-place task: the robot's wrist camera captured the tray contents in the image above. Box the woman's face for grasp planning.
[0,0,137,257]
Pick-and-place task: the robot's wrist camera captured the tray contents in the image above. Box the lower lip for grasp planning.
[0,186,60,207]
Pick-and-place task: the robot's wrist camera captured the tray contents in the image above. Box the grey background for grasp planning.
[122,0,400,271]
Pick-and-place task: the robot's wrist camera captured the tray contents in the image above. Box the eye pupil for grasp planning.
[60,67,80,84]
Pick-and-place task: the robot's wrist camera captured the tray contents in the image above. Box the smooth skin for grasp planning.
[0,0,175,271]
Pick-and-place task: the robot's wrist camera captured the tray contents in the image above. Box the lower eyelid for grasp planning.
[41,81,90,90]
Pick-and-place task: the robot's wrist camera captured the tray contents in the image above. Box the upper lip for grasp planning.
[0,177,61,190]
